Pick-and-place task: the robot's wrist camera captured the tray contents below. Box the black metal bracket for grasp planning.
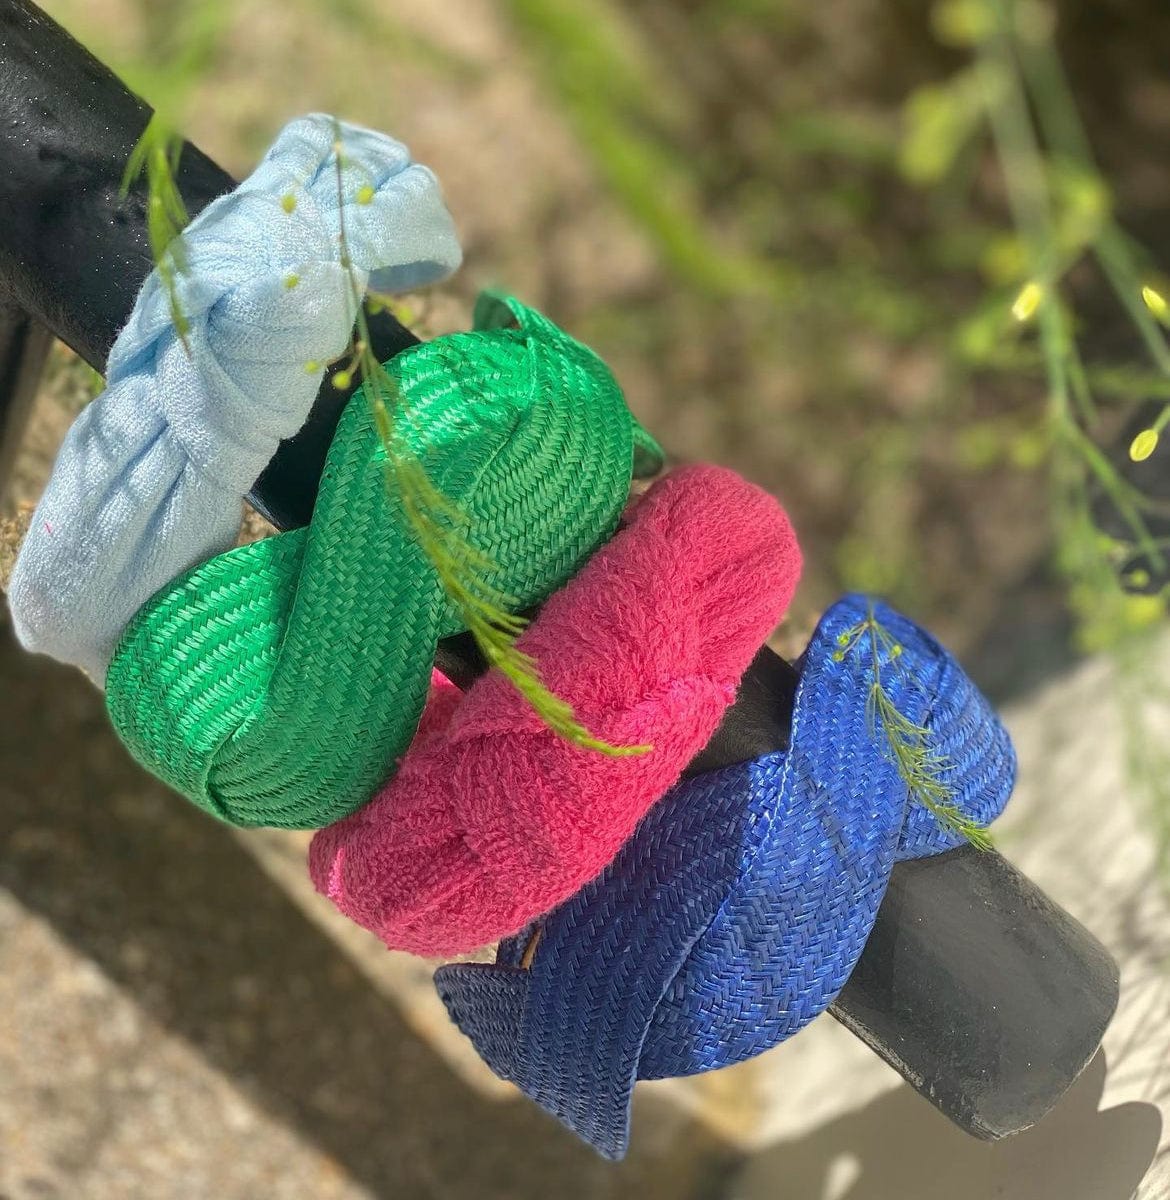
[0,295,52,502]
[0,0,1118,1143]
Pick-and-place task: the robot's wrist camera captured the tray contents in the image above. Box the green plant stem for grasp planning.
[326,123,647,756]
[979,1,1166,582]
[1014,16,1170,428]
[837,607,993,849]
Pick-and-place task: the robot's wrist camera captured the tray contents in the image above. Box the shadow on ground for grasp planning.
[0,613,736,1199]
[733,1051,1161,1200]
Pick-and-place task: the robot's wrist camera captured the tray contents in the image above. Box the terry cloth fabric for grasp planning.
[434,594,1016,1158]
[308,463,803,955]
[7,113,462,682]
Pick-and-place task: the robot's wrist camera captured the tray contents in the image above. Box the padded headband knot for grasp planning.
[105,293,662,828]
[9,114,461,680]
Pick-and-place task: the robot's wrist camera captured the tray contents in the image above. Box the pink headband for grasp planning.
[309,463,802,956]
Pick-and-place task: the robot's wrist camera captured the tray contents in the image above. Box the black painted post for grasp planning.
[0,0,418,529]
[0,0,1119,1142]
[0,297,52,501]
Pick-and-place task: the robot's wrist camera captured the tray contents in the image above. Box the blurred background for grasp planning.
[3,0,1170,1196]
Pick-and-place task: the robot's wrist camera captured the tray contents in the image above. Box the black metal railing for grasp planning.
[0,295,51,497]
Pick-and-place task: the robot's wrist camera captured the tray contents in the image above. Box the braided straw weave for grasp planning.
[308,464,803,956]
[435,595,1016,1159]
[105,293,663,829]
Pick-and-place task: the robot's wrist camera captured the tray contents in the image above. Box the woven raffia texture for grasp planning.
[105,293,661,829]
[435,594,1017,1159]
[309,464,803,955]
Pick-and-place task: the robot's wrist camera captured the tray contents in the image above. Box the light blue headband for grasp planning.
[8,114,461,682]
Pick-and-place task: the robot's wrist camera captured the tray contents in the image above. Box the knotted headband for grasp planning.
[8,115,462,681]
[309,463,803,955]
[105,292,663,829]
[435,594,1016,1158]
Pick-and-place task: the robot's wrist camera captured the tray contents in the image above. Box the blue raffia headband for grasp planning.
[436,593,1016,1158]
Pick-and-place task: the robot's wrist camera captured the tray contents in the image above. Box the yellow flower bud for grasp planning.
[1011,280,1044,322]
[1142,285,1168,323]
[1130,428,1159,462]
